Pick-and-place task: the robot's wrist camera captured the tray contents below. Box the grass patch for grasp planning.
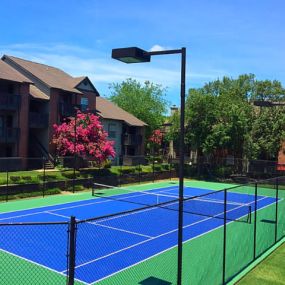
[237,241,285,285]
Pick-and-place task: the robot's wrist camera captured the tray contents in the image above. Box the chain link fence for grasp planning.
[0,156,176,201]
[0,176,284,284]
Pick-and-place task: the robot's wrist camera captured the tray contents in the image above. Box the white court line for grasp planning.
[0,185,178,216]
[0,248,88,285]
[0,187,178,222]
[46,211,152,239]
[90,222,153,239]
[89,196,277,284]
[64,195,267,273]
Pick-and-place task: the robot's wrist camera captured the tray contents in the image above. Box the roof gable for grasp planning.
[96,97,147,127]
[0,60,32,84]
[74,77,99,95]
[2,55,83,94]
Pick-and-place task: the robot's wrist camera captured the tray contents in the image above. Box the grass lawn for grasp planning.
[237,242,285,285]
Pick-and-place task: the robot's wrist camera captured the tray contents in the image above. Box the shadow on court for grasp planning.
[260,219,276,224]
[139,277,172,285]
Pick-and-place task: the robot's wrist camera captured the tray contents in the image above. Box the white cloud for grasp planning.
[149,45,167,52]
[0,42,227,97]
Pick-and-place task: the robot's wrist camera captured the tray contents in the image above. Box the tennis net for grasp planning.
[92,183,251,223]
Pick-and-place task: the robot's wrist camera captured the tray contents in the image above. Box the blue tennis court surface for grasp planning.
[0,185,277,284]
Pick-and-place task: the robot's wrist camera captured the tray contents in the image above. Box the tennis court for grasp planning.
[0,180,279,284]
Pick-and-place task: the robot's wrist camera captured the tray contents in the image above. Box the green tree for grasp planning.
[109,79,169,137]
[172,74,285,160]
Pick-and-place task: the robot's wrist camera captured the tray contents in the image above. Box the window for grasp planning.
[8,84,14,94]
[80,97,89,112]
[108,123,116,138]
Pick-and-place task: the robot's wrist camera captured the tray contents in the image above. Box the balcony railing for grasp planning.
[59,103,81,117]
[59,103,96,117]
[0,128,20,143]
[123,134,143,146]
[0,94,21,110]
[29,112,49,128]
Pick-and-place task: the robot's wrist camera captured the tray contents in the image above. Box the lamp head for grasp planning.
[112,47,150,63]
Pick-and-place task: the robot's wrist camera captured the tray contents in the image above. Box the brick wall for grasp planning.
[18,83,30,157]
[48,89,59,154]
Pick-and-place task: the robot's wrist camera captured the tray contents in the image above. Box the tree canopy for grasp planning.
[109,78,169,137]
[167,74,285,160]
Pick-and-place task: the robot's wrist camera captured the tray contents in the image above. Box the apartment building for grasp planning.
[96,97,146,165]
[0,55,146,167]
[0,60,32,159]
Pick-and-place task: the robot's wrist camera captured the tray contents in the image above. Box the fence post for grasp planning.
[152,157,155,183]
[72,156,76,193]
[222,188,227,284]
[275,178,279,242]
[169,158,172,181]
[253,182,258,259]
[138,163,141,184]
[68,216,76,285]
[119,159,122,187]
[43,157,46,198]
[5,158,9,202]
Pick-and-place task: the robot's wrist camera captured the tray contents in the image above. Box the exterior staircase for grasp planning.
[44,159,55,170]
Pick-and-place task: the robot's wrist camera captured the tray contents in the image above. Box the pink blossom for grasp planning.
[52,111,115,165]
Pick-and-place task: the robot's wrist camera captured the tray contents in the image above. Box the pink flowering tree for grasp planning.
[148,129,163,155]
[53,111,115,165]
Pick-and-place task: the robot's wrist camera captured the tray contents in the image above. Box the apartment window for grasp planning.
[108,123,116,138]
[81,97,88,112]
[8,84,14,94]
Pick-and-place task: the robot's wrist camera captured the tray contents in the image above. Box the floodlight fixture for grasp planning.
[112,47,151,63]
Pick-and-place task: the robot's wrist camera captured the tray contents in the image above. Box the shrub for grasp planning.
[22,176,32,181]
[61,170,81,179]
[10,176,20,183]
[119,167,136,174]
[103,160,112,169]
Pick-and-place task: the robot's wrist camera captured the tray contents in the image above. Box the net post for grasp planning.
[67,216,77,285]
[92,183,95,196]
[222,188,227,284]
[253,182,258,259]
[275,177,279,243]
[248,205,252,224]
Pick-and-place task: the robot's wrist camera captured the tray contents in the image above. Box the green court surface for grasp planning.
[0,179,284,285]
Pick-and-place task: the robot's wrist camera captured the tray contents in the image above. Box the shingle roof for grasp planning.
[30,85,49,100]
[0,60,32,83]
[96,97,147,127]
[3,55,84,94]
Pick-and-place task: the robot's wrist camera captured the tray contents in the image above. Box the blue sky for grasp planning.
[1,0,284,105]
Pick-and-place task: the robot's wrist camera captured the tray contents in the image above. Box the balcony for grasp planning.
[59,103,81,117]
[59,103,96,117]
[123,134,143,146]
[0,128,20,143]
[29,112,49,128]
[0,94,21,110]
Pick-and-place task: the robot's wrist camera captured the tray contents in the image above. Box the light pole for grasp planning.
[73,106,78,193]
[112,47,186,285]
